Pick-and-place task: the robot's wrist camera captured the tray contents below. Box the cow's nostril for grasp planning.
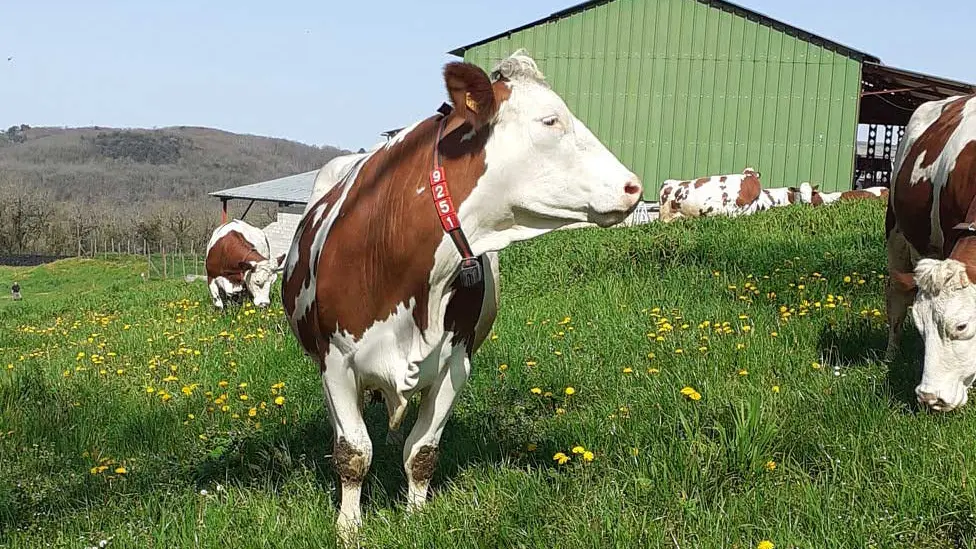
[624,181,642,195]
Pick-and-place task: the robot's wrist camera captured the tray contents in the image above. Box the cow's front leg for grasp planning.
[322,357,372,542]
[402,346,470,511]
[208,278,224,309]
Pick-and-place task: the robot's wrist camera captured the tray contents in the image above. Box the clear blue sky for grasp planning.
[1,0,972,151]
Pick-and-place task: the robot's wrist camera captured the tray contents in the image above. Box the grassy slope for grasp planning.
[2,201,975,549]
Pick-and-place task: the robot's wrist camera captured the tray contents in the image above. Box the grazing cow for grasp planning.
[806,185,889,205]
[11,282,21,301]
[658,167,800,222]
[885,93,976,412]
[282,51,641,538]
[205,219,284,309]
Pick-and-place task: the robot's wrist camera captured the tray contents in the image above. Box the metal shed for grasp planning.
[449,0,975,199]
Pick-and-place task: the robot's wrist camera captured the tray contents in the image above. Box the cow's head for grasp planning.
[894,258,976,411]
[448,51,641,234]
[240,255,284,308]
[789,182,817,204]
[743,167,762,179]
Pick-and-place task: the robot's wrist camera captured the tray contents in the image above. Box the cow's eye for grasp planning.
[957,323,969,333]
[541,115,558,127]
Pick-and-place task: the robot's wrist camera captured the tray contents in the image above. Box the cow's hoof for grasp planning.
[336,513,361,547]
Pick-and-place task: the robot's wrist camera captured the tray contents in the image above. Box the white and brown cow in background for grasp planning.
[885,93,976,412]
[806,184,889,205]
[658,167,802,222]
[205,219,284,309]
[282,51,641,538]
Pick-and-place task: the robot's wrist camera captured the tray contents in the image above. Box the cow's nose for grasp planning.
[916,390,952,411]
[624,178,642,196]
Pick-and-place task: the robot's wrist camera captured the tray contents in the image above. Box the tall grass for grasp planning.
[2,201,974,549]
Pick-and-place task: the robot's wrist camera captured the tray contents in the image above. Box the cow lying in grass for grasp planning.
[658,167,804,222]
[205,219,284,309]
[805,184,889,205]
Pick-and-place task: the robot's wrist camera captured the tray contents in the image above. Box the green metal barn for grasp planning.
[449,0,975,200]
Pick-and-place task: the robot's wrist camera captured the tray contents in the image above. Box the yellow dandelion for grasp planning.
[772,385,781,393]
[582,450,594,462]
[622,367,633,374]
[526,361,537,367]
[553,452,570,464]
[499,364,509,372]
[812,362,822,370]
[680,386,702,401]
[770,331,778,338]
[757,541,775,549]
[239,394,249,401]
[674,348,684,354]
[248,407,257,417]
[556,407,566,415]
[765,460,777,471]
[274,396,285,406]
[114,466,127,475]
[647,368,660,374]
[572,445,585,454]
[530,387,542,395]
[526,443,537,452]
[742,325,753,333]
[564,387,576,396]
[738,369,748,376]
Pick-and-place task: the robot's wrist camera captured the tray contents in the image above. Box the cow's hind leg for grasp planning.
[322,354,372,541]
[885,228,916,362]
[402,346,471,511]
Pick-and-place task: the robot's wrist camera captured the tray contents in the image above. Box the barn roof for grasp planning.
[448,0,880,63]
[859,62,976,125]
[209,169,318,206]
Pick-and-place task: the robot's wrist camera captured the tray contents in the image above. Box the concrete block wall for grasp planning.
[263,211,303,260]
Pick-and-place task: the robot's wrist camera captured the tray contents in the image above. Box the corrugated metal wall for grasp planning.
[461,0,863,199]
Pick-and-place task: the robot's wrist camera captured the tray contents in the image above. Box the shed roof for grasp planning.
[209,170,318,206]
[859,62,976,125]
[448,0,880,63]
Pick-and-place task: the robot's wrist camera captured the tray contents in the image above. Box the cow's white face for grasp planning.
[909,258,976,412]
[481,56,641,229]
[244,259,278,308]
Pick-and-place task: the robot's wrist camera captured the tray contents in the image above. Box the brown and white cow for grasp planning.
[281,51,641,538]
[885,93,976,412]
[205,219,284,309]
[658,167,799,222]
[807,184,889,205]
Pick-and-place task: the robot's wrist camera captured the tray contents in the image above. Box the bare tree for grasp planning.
[0,183,50,254]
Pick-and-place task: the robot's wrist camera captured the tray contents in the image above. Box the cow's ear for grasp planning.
[444,62,496,129]
[890,270,917,292]
[275,254,285,266]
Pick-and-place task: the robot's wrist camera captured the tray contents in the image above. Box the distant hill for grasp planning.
[0,124,349,204]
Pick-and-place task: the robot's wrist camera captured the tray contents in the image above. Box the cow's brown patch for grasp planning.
[840,189,880,200]
[941,140,976,255]
[694,177,710,188]
[285,66,511,367]
[444,255,489,354]
[282,176,353,358]
[719,176,727,183]
[735,175,762,207]
[335,437,367,484]
[409,445,439,483]
[892,96,970,255]
[721,191,730,206]
[661,186,673,203]
[206,229,267,286]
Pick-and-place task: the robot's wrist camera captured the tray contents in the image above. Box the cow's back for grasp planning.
[890,94,976,257]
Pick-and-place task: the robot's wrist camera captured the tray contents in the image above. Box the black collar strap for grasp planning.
[429,106,483,288]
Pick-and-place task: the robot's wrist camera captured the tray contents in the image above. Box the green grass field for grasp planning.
[2,201,975,548]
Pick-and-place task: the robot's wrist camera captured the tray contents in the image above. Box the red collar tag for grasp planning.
[429,166,459,232]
